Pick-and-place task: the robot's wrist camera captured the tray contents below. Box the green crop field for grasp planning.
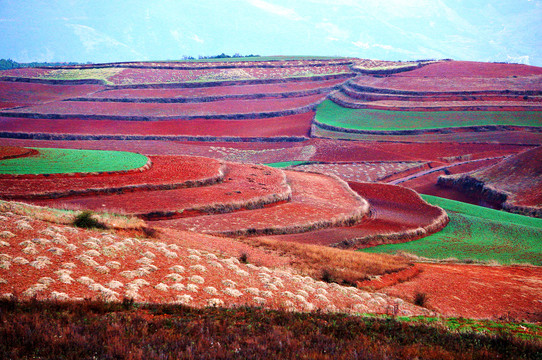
[360,195,542,265]
[315,100,542,131]
[0,148,149,175]
[265,161,311,168]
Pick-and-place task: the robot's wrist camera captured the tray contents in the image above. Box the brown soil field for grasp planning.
[381,263,542,322]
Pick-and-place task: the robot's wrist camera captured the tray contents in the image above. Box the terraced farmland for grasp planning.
[361,195,542,265]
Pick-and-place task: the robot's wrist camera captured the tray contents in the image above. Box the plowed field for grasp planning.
[2,94,325,119]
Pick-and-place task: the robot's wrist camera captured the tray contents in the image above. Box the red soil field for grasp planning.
[259,182,447,248]
[0,156,224,199]
[0,146,38,160]
[331,92,542,111]
[310,139,528,163]
[0,112,314,138]
[29,162,290,219]
[0,210,427,316]
[350,74,542,93]
[439,146,542,212]
[0,82,104,106]
[2,94,325,119]
[381,263,542,322]
[398,159,504,206]
[153,170,369,236]
[396,60,542,78]
[314,127,542,145]
[78,78,346,100]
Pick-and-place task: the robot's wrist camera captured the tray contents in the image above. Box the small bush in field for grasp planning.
[414,292,429,307]
[73,211,107,230]
[239,252,249,264]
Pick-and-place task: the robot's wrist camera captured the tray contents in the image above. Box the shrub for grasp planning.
[239,252,249,264]
[414,292,429,307]
[73,211,107,230]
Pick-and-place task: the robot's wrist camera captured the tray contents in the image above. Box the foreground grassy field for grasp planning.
[361,195,542,265]
[315,100,542,131]
[0,147,148,175]
[1,299,539,360]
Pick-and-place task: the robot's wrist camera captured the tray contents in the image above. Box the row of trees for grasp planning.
[0,59,83,70]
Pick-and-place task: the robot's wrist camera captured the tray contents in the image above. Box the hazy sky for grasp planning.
[1,0,541,66]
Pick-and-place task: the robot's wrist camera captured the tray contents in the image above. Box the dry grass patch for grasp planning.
[242,237,411,286]
[0,200,146,231]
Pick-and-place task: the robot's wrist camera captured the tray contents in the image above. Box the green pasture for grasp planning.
[360,195,542,265]
[0,148,148,175]
[315,100,542,131]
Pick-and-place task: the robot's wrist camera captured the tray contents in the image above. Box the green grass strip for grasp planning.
[315,100,542,131]
[0,148,148,175]
[360,195,542,265]
[264,161,311,168]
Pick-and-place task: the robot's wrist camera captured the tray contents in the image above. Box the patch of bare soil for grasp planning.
[380,263,542,322]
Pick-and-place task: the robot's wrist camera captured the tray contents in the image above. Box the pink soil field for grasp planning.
[381,263,542,322]
[29,162,291,219]
[153,170,369,236]
[330,91,542,111]
[350,74,542,93]
[396,60,542,78]
[0,155,224,199]
[0,112,314,138]
[258,182,447,248]
[77,78,346,100]
[291,162,428,183]
[109,59,352,68]
[1,94,326,119]
[0,81,104,108]
[0,210,429,316]
[0,146,38,160]
[107,65,353,85]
